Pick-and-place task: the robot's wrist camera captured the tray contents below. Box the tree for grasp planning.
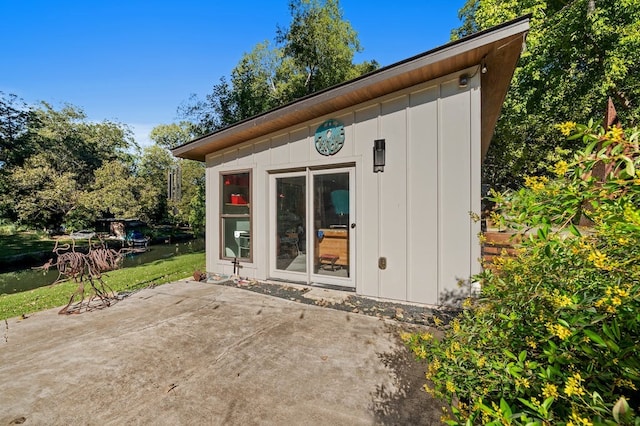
[29,102,135,185]
[454,0,640,189]
[148,123,205,228]
[170,159,205,229]
[0,92,35,170]
[0,100,137,229]
[276,0,375,97]
[80,160,145,221]
[149,121,196,150]
[9,154,82,230]
[180,0,378,134]
[136,145,176,223]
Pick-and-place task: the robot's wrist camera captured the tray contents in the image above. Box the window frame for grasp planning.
[219,169,252,262]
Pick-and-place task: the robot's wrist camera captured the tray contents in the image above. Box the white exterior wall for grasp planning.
[205,70,481,305]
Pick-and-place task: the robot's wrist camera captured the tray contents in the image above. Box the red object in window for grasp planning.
[231,194,247,205]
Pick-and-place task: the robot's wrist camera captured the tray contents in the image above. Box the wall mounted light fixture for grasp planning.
[458,74,469,88]
[373,139,385,172]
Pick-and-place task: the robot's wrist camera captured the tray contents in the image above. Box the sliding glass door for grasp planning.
[270,167,354,287]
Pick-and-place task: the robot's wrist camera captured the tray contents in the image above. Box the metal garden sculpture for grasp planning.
[42,237,128,314]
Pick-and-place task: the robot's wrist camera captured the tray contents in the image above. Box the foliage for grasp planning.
[406,121,640,425]
[0,92,34,169]
[9,154,82,230]
[136,145,176,223]
[454,0,640,190]
[180,0,378,134]
[149,123,205,228]
[187,181,206,234]
[149,121,196,150]
[0,251,205,321]
[0,96,205,230]
[276,0,369,96]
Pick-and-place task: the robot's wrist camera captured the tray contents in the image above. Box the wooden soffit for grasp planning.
[173,16,530,162]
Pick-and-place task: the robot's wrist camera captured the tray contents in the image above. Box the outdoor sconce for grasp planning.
[458,74,469,88]
[373,139,385,173]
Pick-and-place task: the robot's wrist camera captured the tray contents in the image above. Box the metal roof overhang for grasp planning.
[172,16,530,162]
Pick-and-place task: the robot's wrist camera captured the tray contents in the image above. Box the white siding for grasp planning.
[408,85,440,303]
[379,96,409,301]
[204,70,482,305]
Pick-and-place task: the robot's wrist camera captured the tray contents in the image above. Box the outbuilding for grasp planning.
[172,16,529,305]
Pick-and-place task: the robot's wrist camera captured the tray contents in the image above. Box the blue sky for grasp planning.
[1,1,466,146]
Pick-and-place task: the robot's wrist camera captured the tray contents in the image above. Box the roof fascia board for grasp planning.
[172,16,529,161]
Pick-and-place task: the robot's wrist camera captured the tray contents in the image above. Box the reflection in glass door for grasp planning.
[312,171,351,281]
[275,175,306,273]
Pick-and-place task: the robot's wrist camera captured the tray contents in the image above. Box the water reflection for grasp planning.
[0,239,205,295]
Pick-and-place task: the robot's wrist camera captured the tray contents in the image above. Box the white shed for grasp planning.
[172,16,529,305]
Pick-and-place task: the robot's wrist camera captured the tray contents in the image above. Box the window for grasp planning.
[220,171,251,261]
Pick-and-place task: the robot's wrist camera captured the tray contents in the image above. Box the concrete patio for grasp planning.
[0,280,441,425]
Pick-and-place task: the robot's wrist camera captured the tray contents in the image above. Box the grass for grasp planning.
[0,232,67,259]
[0,252,205,321]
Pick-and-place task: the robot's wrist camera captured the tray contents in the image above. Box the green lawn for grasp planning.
[0,232,79,259]
[0,252,206,321]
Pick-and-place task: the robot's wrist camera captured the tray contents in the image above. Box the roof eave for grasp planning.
[172,16,529,162]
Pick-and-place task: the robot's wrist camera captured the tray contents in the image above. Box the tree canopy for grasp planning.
[454,0,640,189]
[180,0,378,135]
[0,94,204,231]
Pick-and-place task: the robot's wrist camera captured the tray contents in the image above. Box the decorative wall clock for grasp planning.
[314,119,345,156]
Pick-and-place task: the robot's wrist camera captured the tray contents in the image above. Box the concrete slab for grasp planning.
[302,286,351,304]
[0,281,440,425]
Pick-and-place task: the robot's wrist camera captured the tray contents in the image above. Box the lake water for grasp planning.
[0,239,205,295]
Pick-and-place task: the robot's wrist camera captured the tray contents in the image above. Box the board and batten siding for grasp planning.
[204,69,481,305]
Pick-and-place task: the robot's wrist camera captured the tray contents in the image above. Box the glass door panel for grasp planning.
[275,175,306,273]
[312,171,351,280]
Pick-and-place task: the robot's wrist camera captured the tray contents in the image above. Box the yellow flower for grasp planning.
[526,336,537,349]
[452,319,461,333]
[542,383,559,399]
[557,121,577,136]
[446,380,456,393]
[399,332,412,342]
[607,126,624,142]
[615,378,638,391]
[420,332,434,342]
[569,410,593,426]
[564,373,586,397]
[587,250,609,270]
[515,377,531,389]
[476,356,487,368]
[551,290,573,309]
[554,160,569,177]
[547,323,572,340]
[427,358,441,379]
[524,175,548,192]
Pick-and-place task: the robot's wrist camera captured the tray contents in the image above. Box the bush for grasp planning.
[406,121,640,425]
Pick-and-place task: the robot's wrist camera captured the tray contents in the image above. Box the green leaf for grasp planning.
[568,223,581,237]
[583,329,607,347]
[518,350,527,363]
[624,156,635,177]
[503,349,517,360]
[500,398,512,417]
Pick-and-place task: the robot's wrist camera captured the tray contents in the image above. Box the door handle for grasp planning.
[350,223,356,229]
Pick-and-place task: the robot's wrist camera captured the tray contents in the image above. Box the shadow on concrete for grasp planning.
[371,328,444,425]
